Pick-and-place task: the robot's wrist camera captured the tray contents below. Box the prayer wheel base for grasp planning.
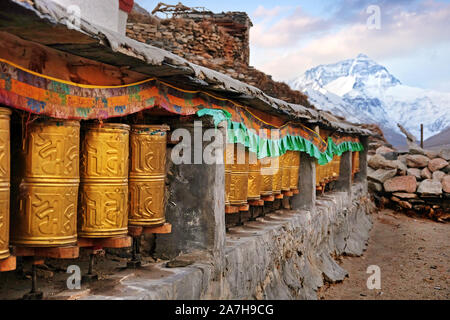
[77,236,132,249]
[78,229,129,239]
[14,246,80,259]
[128,223,172,237]
[0,251,10,261]
[0,255,16,272]
[11,237,78,248]
[128,218,165,228]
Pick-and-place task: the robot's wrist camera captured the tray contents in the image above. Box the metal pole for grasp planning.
[420,124,424,148]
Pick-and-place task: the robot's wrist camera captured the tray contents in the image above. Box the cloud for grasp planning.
[253,5,284,19]
[250,0,450,82]
[251,6,328,48]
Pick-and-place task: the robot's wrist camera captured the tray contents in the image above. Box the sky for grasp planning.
[137,0,450,92]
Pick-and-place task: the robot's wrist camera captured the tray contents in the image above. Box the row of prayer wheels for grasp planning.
[0,107,170,257]
[224,143,300,206]
[316,155,341,187]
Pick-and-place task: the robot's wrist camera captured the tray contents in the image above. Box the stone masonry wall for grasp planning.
[368,146,450,221]
[126,12,312,106]
[83,182,373,300]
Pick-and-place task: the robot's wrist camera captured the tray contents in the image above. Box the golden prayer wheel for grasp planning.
[247,151,261,200]
[272,156,282,195]
[281,153,291,192]
[0,108,10,259]
[11,119,80,247]
[129,125,169,227]
[316,162,323,186]
[224,143,248,206]
[260,157,274,196]
[288,151,300,190]
[332,155,341,179]
[78,123,129,238]
[352,152,360,174]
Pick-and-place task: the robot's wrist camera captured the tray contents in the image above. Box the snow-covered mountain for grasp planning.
[290,54,450,147]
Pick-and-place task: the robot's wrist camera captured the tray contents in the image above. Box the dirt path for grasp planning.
[319,209,449,300]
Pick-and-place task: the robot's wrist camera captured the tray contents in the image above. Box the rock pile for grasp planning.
[368,145,450,221]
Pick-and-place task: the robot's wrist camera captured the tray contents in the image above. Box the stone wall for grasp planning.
[368,146,450,221]
[83,182,373,300]
[126,10,312,107]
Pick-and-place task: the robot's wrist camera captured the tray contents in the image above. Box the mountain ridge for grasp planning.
[290,54,450,147]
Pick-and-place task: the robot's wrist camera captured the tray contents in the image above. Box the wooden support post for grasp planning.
[420,124,424,149]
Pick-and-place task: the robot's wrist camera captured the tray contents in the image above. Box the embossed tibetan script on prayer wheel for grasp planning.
[260,157,274,196]
[0,107,10,259]
[78,123,129,238]
[129,125,169,227]
[288,151,300,190]
[247,150,261,201]
[281,153,291,192]
[11,119,80,247]
[332,155,341,179]
[272,156,282,195]
[224,143,248,206]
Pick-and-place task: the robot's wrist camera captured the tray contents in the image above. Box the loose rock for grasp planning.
[384,176,417,193]
[407,168,422,180]
[417,179,442,196]
[442,175,450,193]
[432,171,445,182]
[406,155,430,168]
[368,154,398,170]
[421,167,432,180]
[368,168,397,184]
[376,146,395,154]
[392,192,418,199]
[425,150,439,159]
[439,148,450,161]
[428,158,448,172]
[368,181,383,193]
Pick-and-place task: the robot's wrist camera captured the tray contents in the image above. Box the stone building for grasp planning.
[0,0,373,300]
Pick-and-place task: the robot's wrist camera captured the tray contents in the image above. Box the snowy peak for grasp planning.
[290,54,450,146]
[292,54,401,95]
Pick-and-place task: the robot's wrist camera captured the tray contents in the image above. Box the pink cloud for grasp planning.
[251,1,450,81]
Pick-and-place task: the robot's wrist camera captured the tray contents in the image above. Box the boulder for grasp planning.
[409,145,426,155]
[394,160,407,172]
[398,154,408,165]
[407,168,422,180]
[406,155,430,168]
[368,180,383,193]
[381,152,398,160]
[393,192,418,199]
[443,165,450,174]
[384,176,417,193]
[368,168,397,184]
[432,171,445,182]
[442,175,450,193]
[421,167,432,180]
[368,154,397,170]
[439,148,450,161]
[397,124,425,155]
[428,158,448,172]
[417,179,442,196]
[376,146,395,154]
[390,196,413,209]
[425,150,439,159]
